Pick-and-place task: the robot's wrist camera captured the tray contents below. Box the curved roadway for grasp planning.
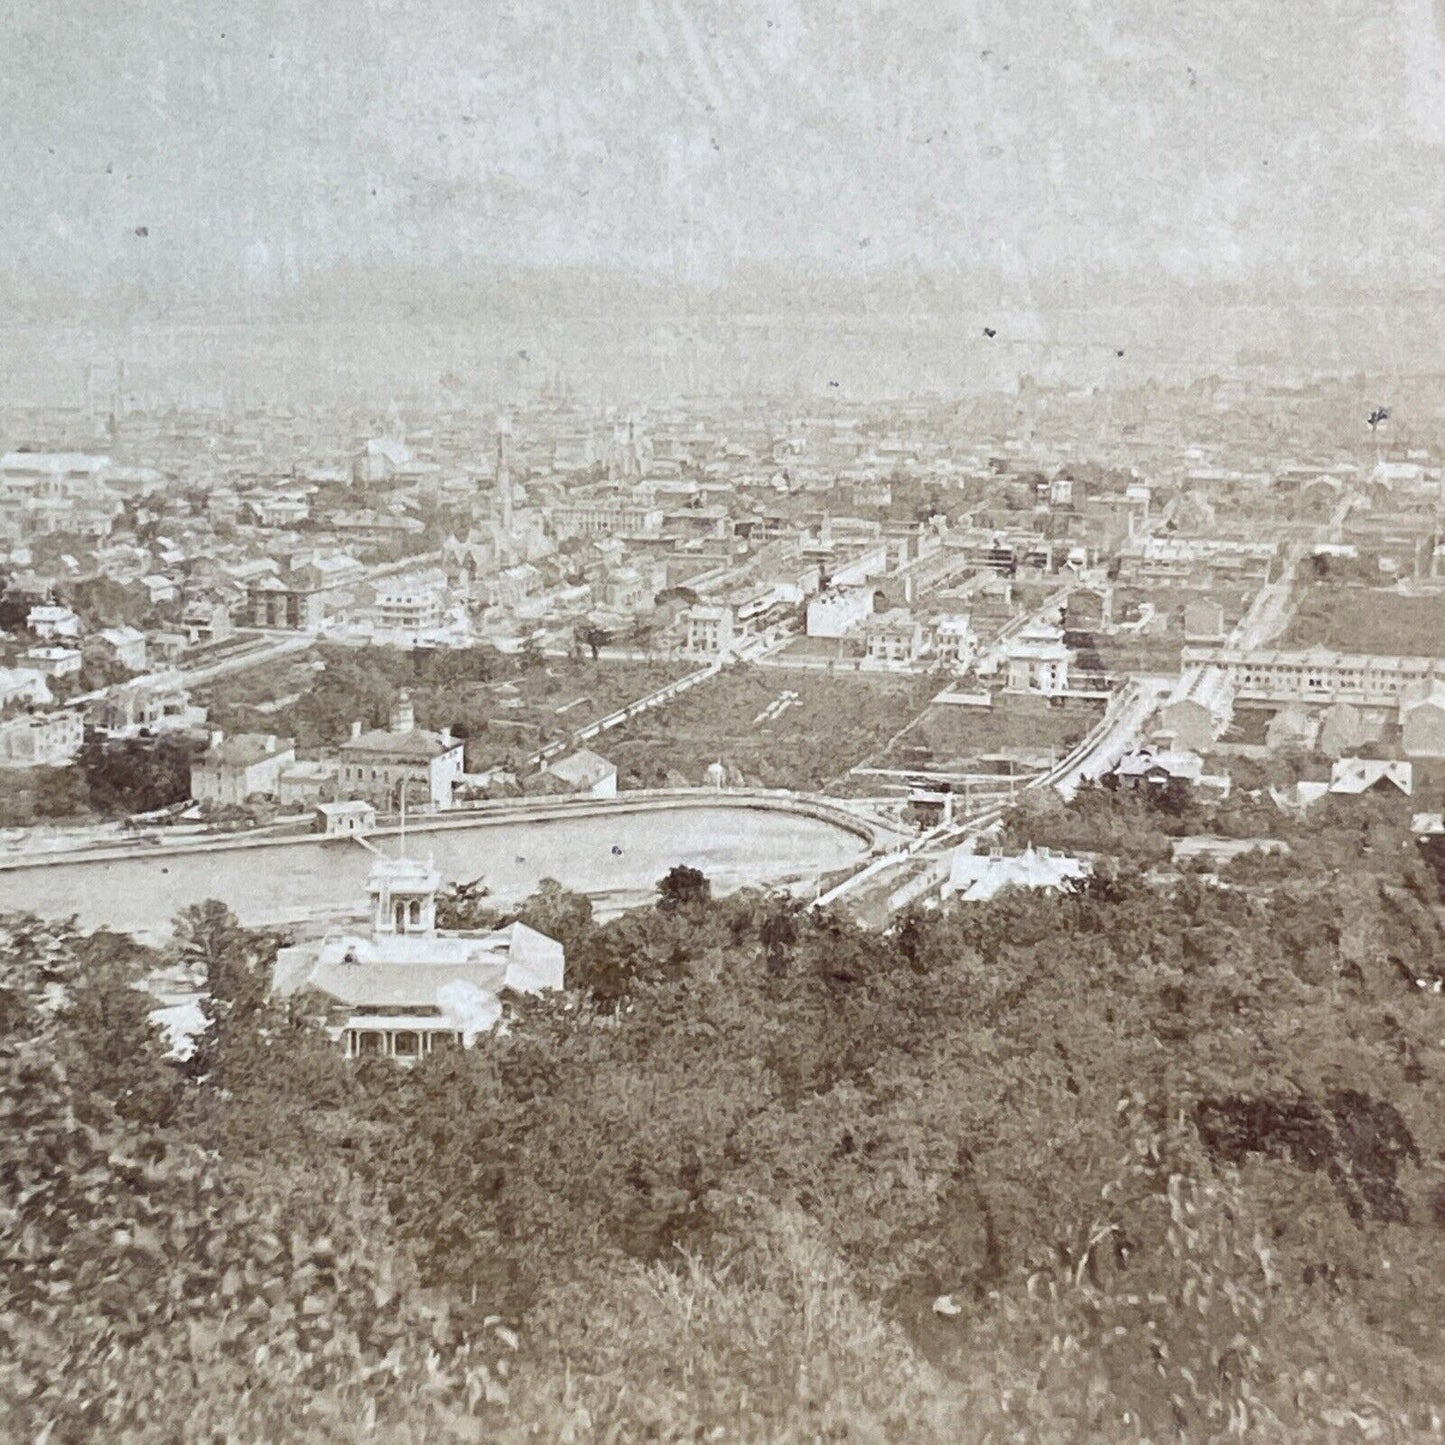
[0,793,882,942]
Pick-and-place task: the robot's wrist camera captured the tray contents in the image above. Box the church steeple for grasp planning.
[495,413,514,536]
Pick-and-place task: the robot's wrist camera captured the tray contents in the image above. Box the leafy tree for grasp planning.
[0,912,513,1442]
[515,877,594,956]
[656,863,711,912]
[436,878,504,931]
[58,928,180,1128]
[758,897,799,974]
[80,736,199,816]
[32,764,91,820]
[172,901,275,1086]
[63,575,151,630]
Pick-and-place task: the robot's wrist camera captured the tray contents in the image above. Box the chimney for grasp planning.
[263,735,276,753]
[209,727,224,749]
[351,719,363,740]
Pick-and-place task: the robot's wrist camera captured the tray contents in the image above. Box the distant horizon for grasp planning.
[6,1,1445,311]
[1,297,1440,416]
[7,0,1444,406]
[6,260,1445,324]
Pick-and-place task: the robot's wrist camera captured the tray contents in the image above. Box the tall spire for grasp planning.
[496,413,514,536]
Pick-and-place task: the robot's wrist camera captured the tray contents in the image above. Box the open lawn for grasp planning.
[465,658,693,768]
[877,695,1104,772]
[1281,586,1445,657]
[602,665,932,791]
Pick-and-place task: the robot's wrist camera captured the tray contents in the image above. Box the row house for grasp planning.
[1185,645,1445,707]
[550,498,664,540]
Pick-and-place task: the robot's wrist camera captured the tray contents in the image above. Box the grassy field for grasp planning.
[1281,586,1445,657]
[467,659,693,767]
[879,695,1105,772]
[601,666,932,791]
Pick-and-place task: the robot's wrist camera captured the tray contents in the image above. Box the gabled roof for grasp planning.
[545,748,616,789]
[202,734,294,768]
[947,845,1089,900]
[1115,747,1204,782]
[99,625,146,647]
[1400,679,1445,715]
[1329,757,1413,796]
[273,921,563,1013]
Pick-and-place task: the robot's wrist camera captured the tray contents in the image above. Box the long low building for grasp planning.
[1182,644,1445,706]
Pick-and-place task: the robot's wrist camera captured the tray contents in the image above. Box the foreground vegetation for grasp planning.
[6,803,1445,1440]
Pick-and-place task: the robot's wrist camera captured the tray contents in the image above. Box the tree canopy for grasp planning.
[7,830,1445,1440]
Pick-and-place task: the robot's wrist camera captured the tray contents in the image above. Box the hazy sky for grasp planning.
[4,0,1445,306]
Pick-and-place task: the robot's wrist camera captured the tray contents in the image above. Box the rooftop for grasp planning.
[202,733,294,768]
[546,747,616,789]
[342,726,456,759]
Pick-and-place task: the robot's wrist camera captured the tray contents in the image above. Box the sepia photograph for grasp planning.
[3,2,1445,1439]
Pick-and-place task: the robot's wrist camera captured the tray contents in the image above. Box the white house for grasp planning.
[95,624,148,672]
[372,574,448,634]
[315,799,377,837]
[27,604,81,640]
[1003,623,1070,696]
[0,667,52,710]
[863,608,925,665]
[140,574,180,606]
[271,853,565,1060]
[0,706,85,768]
[944,844,1089,900]
[190,733,297,807]
[683,603,736,657]
[23,645,82,680]
[932,614,976,671]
